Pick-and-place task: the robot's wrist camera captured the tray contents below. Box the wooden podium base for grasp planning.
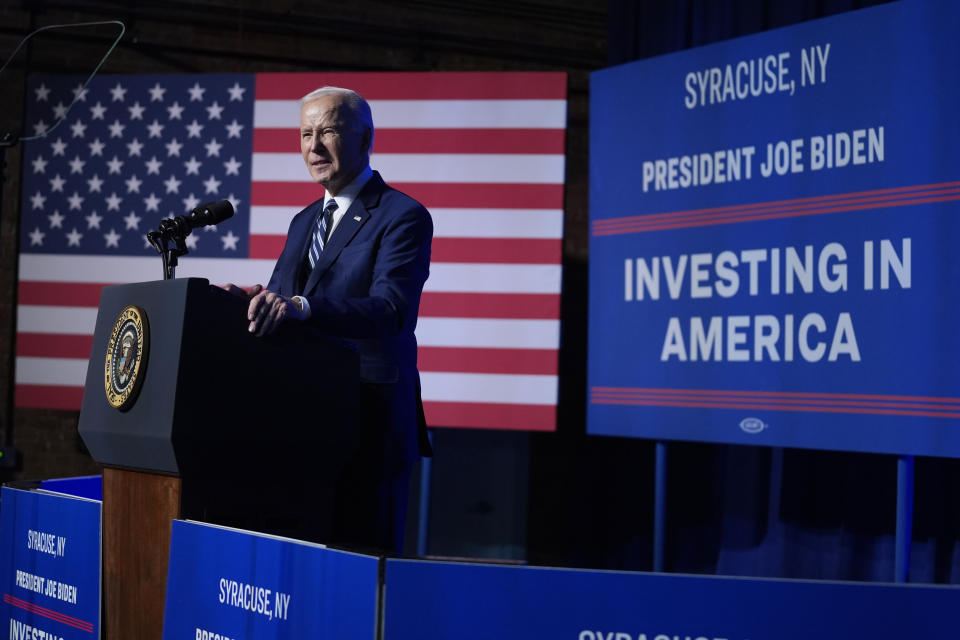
[102,467,181,640]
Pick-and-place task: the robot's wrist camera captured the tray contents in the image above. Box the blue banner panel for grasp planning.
[383,559,959,640]
[39,477,102,502]
[162,520,379,640]
[587,1,960,455]
[0,486,101,639]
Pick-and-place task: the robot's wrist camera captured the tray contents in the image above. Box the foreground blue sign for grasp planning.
[0,486,101,639]
[384,559,959,639]
[162,520,379,640]
[587,1,960,455]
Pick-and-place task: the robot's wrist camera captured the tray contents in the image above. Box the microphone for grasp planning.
[146,199,235,279]
[150,199,235,241]
[187,199,235,228]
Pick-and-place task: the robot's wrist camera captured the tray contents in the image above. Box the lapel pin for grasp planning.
[353,215,361,221]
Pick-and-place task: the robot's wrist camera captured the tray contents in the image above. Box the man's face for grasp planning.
[300,95,369,195]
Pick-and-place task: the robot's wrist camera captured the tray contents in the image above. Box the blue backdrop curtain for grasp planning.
[527,0,959,585]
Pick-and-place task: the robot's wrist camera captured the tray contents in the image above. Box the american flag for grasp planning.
[17,72,566,431]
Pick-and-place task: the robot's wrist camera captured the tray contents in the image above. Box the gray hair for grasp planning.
[300,86,374,154]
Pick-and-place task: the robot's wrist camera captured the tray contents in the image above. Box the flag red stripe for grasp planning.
[251,182,564,209]
[254,128,566,154]
[16,336,557,374]
[249,235,287,258]
[418,292,559,319]
[249,235,561,263]
[16,385,84,410]
[19,281,107,306]
[418,347,557,375]
[423,401,556,430]
[18,333,93,359]
[17,283,560,319]
[255,72,567,100]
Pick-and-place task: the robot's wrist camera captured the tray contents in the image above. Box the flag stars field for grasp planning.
[104,229,121,248]
[149,83,166,102]
[168,102,185,120]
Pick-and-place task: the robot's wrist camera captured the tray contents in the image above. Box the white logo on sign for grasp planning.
[739,417,767,433]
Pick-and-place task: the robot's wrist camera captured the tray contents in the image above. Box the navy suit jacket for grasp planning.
[266,171,432,466]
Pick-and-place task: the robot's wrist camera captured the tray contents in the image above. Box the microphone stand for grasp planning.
[146,217,193,281]
[146,201,233,280]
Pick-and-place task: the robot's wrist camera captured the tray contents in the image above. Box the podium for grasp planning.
[78,278,360,640]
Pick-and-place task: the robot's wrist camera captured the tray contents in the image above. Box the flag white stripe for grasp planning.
[20,255,561,294]
[250,206,299,234]
[16,357,87,386]
[19,254,275,285]
[18,306,98,334]
[252,152,565,184]
[425,264,561,293]
[254,99,567,129]
[419,371,557,405]
[250,206,564,239]
[15,358,558,407]
[432,209,564,239]
[416,318,558,349]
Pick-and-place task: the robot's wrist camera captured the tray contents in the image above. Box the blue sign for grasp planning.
[383,559,959,640]
[0,486,101,639]
[163,520,379,640]
[588,1,960,456]
[39,477,102,502]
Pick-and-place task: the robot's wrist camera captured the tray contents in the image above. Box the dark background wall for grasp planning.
[5,0,956,583]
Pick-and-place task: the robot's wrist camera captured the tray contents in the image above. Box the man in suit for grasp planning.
[228,86,432,554]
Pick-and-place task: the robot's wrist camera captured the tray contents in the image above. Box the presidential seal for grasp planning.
[104,305,149,410]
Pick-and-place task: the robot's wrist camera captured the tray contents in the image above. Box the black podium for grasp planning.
[78,278,360,640]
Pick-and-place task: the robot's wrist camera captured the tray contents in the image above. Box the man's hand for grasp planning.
[219,283,263,299]
[247,288,306,336]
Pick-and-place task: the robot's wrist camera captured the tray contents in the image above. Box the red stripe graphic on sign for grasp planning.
[3,593,94,632]
[590,387,960,419]
[592,181,960,235]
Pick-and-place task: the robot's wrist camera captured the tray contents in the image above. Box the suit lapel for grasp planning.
[288,200,322,294]
[302,172,385,294]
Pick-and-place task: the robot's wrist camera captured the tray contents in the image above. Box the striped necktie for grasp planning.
[308,199,338,269]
